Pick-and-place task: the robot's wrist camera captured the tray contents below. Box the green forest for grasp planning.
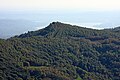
[0,22,120,80]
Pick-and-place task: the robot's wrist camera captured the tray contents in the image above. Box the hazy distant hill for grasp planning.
[0,22,120,80]
[0,19,41,38]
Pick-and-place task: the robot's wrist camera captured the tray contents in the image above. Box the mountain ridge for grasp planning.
[17,22,120,39]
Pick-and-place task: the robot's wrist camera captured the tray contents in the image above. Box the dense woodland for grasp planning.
[0,22,120,80]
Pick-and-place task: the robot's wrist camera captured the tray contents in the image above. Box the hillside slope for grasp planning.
[0,22,120,80]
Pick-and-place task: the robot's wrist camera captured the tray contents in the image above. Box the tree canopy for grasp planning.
[0,22,120,80]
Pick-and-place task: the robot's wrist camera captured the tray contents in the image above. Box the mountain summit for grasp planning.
[18,22,120,38]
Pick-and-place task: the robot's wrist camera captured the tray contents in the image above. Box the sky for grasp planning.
[0,0,120,11]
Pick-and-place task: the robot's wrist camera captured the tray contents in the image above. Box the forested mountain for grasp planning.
[0,22,120,80]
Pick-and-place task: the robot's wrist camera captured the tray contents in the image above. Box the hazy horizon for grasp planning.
[0,10,120,28]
